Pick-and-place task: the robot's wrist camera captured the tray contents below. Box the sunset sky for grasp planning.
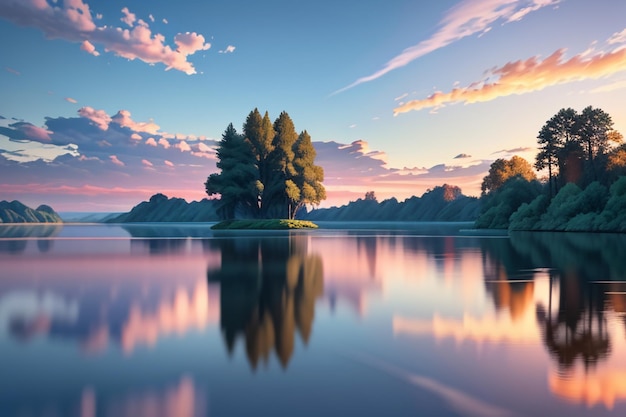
[1,0,625,211]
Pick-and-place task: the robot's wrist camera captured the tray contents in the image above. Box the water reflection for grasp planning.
[101,376,207,417]
[395,231,626,411]
[207,235,323,370]
[4,224,626,415]
[3,280,216,354]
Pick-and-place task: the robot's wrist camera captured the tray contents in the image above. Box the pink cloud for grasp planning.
[18,123,52,141]
[130,133,142,140]
[395,42,626,114]
[111,110,160,134]
[78,106,111,130]
[334,0,561,94]
[141,159,153,167]
[158,138,171,149]
[65,97,77,103]
[164,160,174,167]
[175,140,191,152]
[80,39,99,56]
[0,0,210,75]
[145,137,157,146]
[120,7,135,27]
[174,32,211,55]
[109,155,125,166]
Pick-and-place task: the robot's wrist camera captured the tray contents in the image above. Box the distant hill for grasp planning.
[0,200,63,223]
[59,212,122,223]
[107,193,221,222]
[303,185,480,222]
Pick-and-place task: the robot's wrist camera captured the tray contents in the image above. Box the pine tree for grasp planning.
[206,110,326,219]
[205,123,260,219]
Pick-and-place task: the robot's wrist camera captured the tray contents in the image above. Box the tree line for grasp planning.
[205,109,326,220]
[476,105,626,231]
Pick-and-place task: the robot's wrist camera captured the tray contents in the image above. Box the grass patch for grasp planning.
[211,219,319,230]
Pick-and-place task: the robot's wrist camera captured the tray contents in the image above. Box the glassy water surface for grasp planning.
[2,223,626,417]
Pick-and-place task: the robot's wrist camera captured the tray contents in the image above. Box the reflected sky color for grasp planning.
[1,224,626,416]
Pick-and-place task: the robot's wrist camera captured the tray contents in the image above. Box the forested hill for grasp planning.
[0,200,62,223]
[303,185,480,222]
[107,193,221,222]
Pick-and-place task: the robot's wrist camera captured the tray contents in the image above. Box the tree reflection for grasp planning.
[507,232,621,370]
[207,235,324,370]
[537,274,610,370]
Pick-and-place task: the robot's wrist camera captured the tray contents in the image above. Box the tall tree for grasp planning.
[575,106,614,181]
[535,107,621,190]
[264,111,299,218]
[535,108,577,197]
[290,130,326,217]
[481,156,536,195]
[207,110,326,219]
[205,123,260,219]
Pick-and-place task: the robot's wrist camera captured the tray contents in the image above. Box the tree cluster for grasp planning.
[481,155,536,195]
[476,106,626,231]
[205,109,326,220]
[305,185,479,222]
[535,106,623,197]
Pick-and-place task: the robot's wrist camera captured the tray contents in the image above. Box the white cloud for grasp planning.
[219,45,236,54]
[608,28,626,45]
[333,0,561,94]
[0,0,210,75]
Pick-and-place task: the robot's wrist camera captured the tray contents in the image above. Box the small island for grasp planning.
[211,219,318,230]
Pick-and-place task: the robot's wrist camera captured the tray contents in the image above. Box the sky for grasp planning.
[1,0,625,212]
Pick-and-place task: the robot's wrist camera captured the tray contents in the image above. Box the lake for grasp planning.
[1,222,626,417]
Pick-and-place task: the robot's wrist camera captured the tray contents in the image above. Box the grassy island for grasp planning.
[211,219,318,230]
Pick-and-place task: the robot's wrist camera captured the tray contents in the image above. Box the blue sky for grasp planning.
[1,0,625,211]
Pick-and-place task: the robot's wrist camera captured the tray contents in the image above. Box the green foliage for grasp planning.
[475,176,542,229]
[596,176,626,231]
[509,194,549,231]
[108,193,220,222]
[536,183,582,230]
[481,156,536,195]
[205,123,260,219]
[505,178,626,232]
[304,184,479,222]
[535,106,622,190]
[211,219,318,230]
[208,110,326,220]
[0,200,62,223]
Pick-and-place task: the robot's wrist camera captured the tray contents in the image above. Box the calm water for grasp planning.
[1,223,626,417]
